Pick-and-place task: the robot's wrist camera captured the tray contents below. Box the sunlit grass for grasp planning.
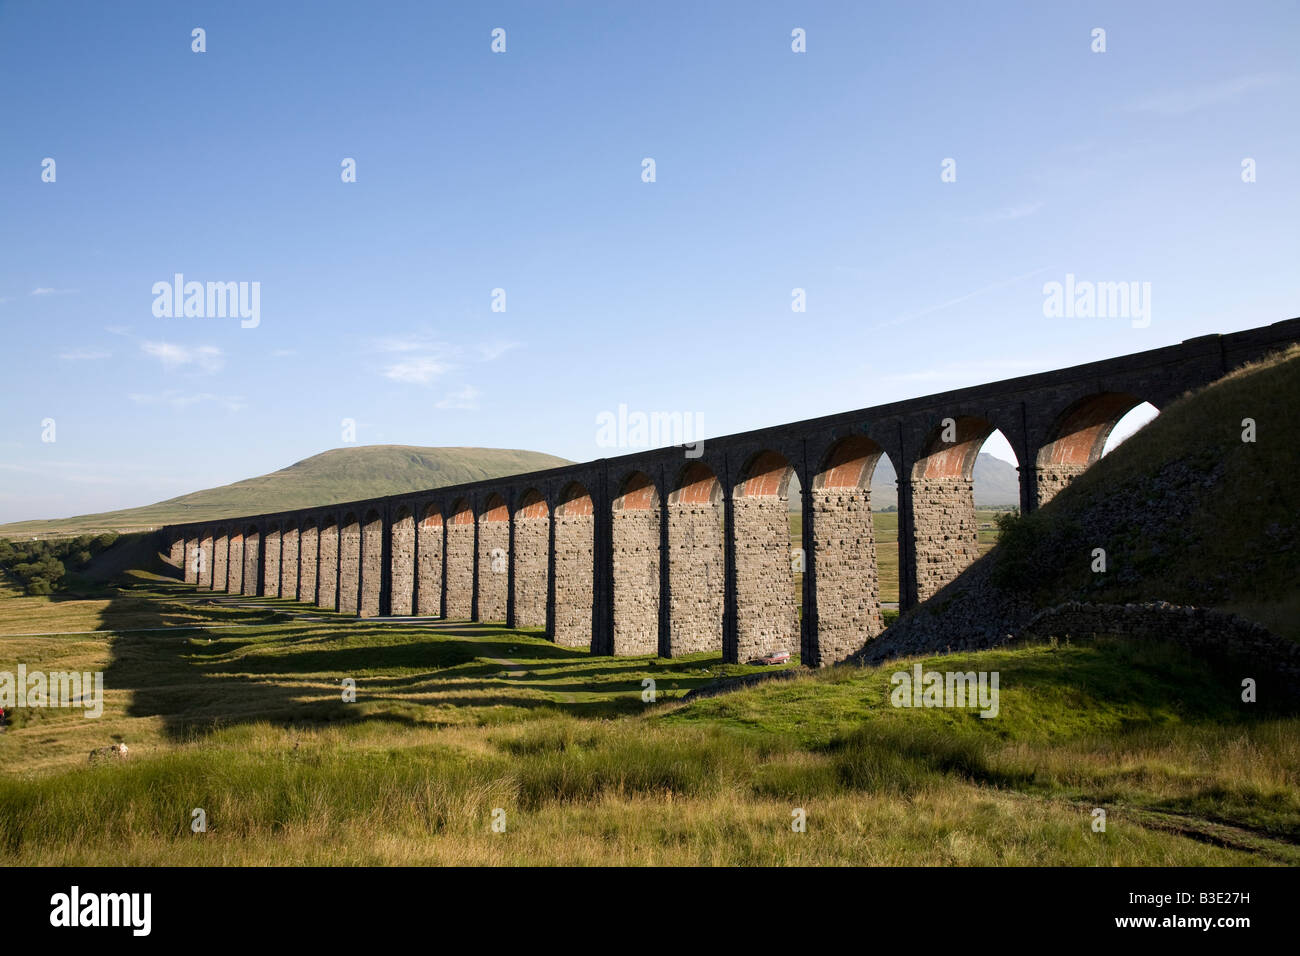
[1,574,1295,865]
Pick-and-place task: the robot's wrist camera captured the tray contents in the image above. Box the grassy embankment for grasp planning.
[991,344,1300,642]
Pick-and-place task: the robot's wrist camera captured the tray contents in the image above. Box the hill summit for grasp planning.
[0,445,572,537]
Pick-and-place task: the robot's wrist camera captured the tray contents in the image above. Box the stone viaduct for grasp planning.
[162,319,1300,667]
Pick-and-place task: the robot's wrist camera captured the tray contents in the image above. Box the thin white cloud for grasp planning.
[369,332,520,386]
[105,325,132,336]
[141,341,224,373]
[371,333,455,354]
[31,287,78,296]
[871,267,1049,330]
[1126,73,1286,116]
[384,355,452,385]
[985,201,1043,222]
[271,348,298,357]
[476,339,521,362]
[128,390,246,412]
[436,385,480,410]
[369,333,457,384]
[58,349,111,361]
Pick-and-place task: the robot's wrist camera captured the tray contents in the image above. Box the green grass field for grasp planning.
[2,570,1295,865]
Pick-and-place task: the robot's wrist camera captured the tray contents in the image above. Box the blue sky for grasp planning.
[1,0,1297,523]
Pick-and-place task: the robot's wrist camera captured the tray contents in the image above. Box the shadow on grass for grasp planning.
[91,565,682,740]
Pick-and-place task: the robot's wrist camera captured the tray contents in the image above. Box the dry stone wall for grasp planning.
[1021,601,1300,697]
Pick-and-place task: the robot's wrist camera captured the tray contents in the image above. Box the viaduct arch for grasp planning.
[161,319,1300,665]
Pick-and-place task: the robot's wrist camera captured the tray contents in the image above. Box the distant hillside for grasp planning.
[0,446,571,537]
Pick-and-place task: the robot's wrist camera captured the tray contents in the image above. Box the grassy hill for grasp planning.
[866,343,1300,660]
[993,346,1300,632]
[0,446,571,537]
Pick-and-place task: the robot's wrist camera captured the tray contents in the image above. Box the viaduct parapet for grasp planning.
[163,318,1300,666]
